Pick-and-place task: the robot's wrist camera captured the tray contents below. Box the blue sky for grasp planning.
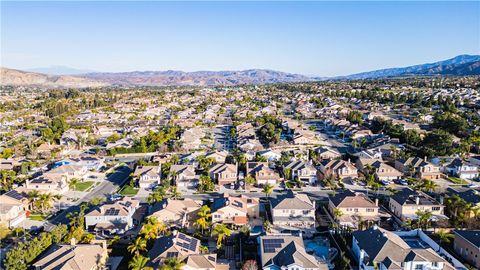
[1,1,479,76]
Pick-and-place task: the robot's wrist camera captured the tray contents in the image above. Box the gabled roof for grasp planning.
[454,230,480,248]
[271,191,314,210]
[329,190,377,208]
[259,235,325,269]
[33,243,106,270]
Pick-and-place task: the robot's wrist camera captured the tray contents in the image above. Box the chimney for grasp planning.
[424,156,427,162]
[70,238,76,246]
[375,198,379,206]
[415,196,420,205]
[382,232,388,238]
[373,224,378,230]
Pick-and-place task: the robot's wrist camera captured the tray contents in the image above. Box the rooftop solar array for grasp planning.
[5,190,24,200]
[176,233,198,252]
[166,252,179,258]
[262,238,285,253]
[105,208,120,215]
[207,256,216,262]
[232,200,243,208]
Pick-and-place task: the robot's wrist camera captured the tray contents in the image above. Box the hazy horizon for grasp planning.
[2,1,479,77]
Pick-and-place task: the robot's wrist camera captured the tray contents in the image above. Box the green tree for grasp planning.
[128,254,153,270]
[128,237,147,255]
[212,223,232,249]
[161,257,185,270]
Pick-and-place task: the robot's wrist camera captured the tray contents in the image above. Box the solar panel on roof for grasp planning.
[207,256,215,262]
[167,252,179,258]
[5,190,23,200]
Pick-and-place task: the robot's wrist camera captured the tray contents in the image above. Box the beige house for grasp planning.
[356,158,403,181]
[85,197,141,234]
[26,174,69,195]
[389,188,446,221]
[315,147,341,160]
[270,192,316,230]
[318,159,358,180]
[328,190,382,228]
[149,198,202,230]
[395,157,441,180]
[148,232,200,268]
[171,165,198,190]
[453,230,480,269]
[33,240,108,270]
[246,162,281,186]
[209,163,237,186]
[45,164,88,181]
[133,165,161,188]
[211,193,260,226]
[0,196,26,227]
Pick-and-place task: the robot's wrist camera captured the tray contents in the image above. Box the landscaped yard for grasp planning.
[447,176,468,185]
[119,185,139,196]
[29,214,47,221]
[74,181,95,191]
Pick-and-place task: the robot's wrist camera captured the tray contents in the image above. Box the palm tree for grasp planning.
[36,193,55,214]
[199,245,209,254]
[147,186,167,204]
[194,205,211,234]
[435,229,454,251]
[262,184,274,200]
[170,187,181,199]
[420,180,438,193]
[161,257,185,270]
[212,223,232,249]
[128,237,147,255]
[27,190,40,211]
[333,208,343,221]
[415,209,433,230]
[128,254,152,270]
[69,178,80,199]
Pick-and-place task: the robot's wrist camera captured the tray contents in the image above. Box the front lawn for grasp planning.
[118,185,139,196]
[29,214,47,221]
[74,181,95,191]
[447,176,468,185]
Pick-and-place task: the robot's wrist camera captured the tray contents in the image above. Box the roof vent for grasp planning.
[373,225,378,230]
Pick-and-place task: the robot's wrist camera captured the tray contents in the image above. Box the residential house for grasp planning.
[148,232,201,268]
[149,199,202,230]
[453,230,480,269]
[209,163,237,186]
[352,226,454,270]
[133,165,162,188]
[32,240,108,270]
[284,160,318,185]
[170,165,198,190]
[259,235,328,270]
[353,149,383,160]
[395,157,441,180]
[211,193,260,227]
[328,190,383,228]
[246,162,281,186]
[26,174,69,195]
[257,149,282,162]
[0,191,27,227]
[45,164,88,181]
[270,192,316,231]
[445,158,479,180]
[389,188,446,222]
[318,159,358,180]
[315,147,341,160]
[356,158,403,181]
[85,197,141,234]
[205,151,229,164]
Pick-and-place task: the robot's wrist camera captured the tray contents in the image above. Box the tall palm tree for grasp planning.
[333,208,343,221]
[69,178,79,199]
[128,237,147,255]
[27,190,40,211]
[262,184,273,200]
[420,180,438,193]
[435,229,454,251]
[128,254,152,270]
[194,205,211,234]
[161,257,185,270]
[36,193,54,214]
[170,187,181,199]
[199,245,209,254]
[212,223,232,249]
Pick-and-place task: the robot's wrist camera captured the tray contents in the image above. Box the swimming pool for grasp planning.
[304,237,330,258]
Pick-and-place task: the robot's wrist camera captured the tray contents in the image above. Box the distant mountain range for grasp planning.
[27,65,97,75]
[339,54,480,80]
[1,55,479,88]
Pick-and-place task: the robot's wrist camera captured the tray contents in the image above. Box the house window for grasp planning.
[432,207,440,211]
[415,265,423,270]
[366,209,374,212]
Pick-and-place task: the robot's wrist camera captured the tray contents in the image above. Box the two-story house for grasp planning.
[149,198,202,231]
[209,163,237,186]
[389,188,446,222]
[211,193,260,227]
[318,159,358,180]
[445,158,479,180]
[170,165,198,190]
[246,162,281,186]
[133,165,162,188]
[284,160,318,185]
[270,192,315,231]
[395,157,441,180]
[453,230,480,269]
[352,226,454,270]
[328,190,382,228]
[85,197,141,235]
